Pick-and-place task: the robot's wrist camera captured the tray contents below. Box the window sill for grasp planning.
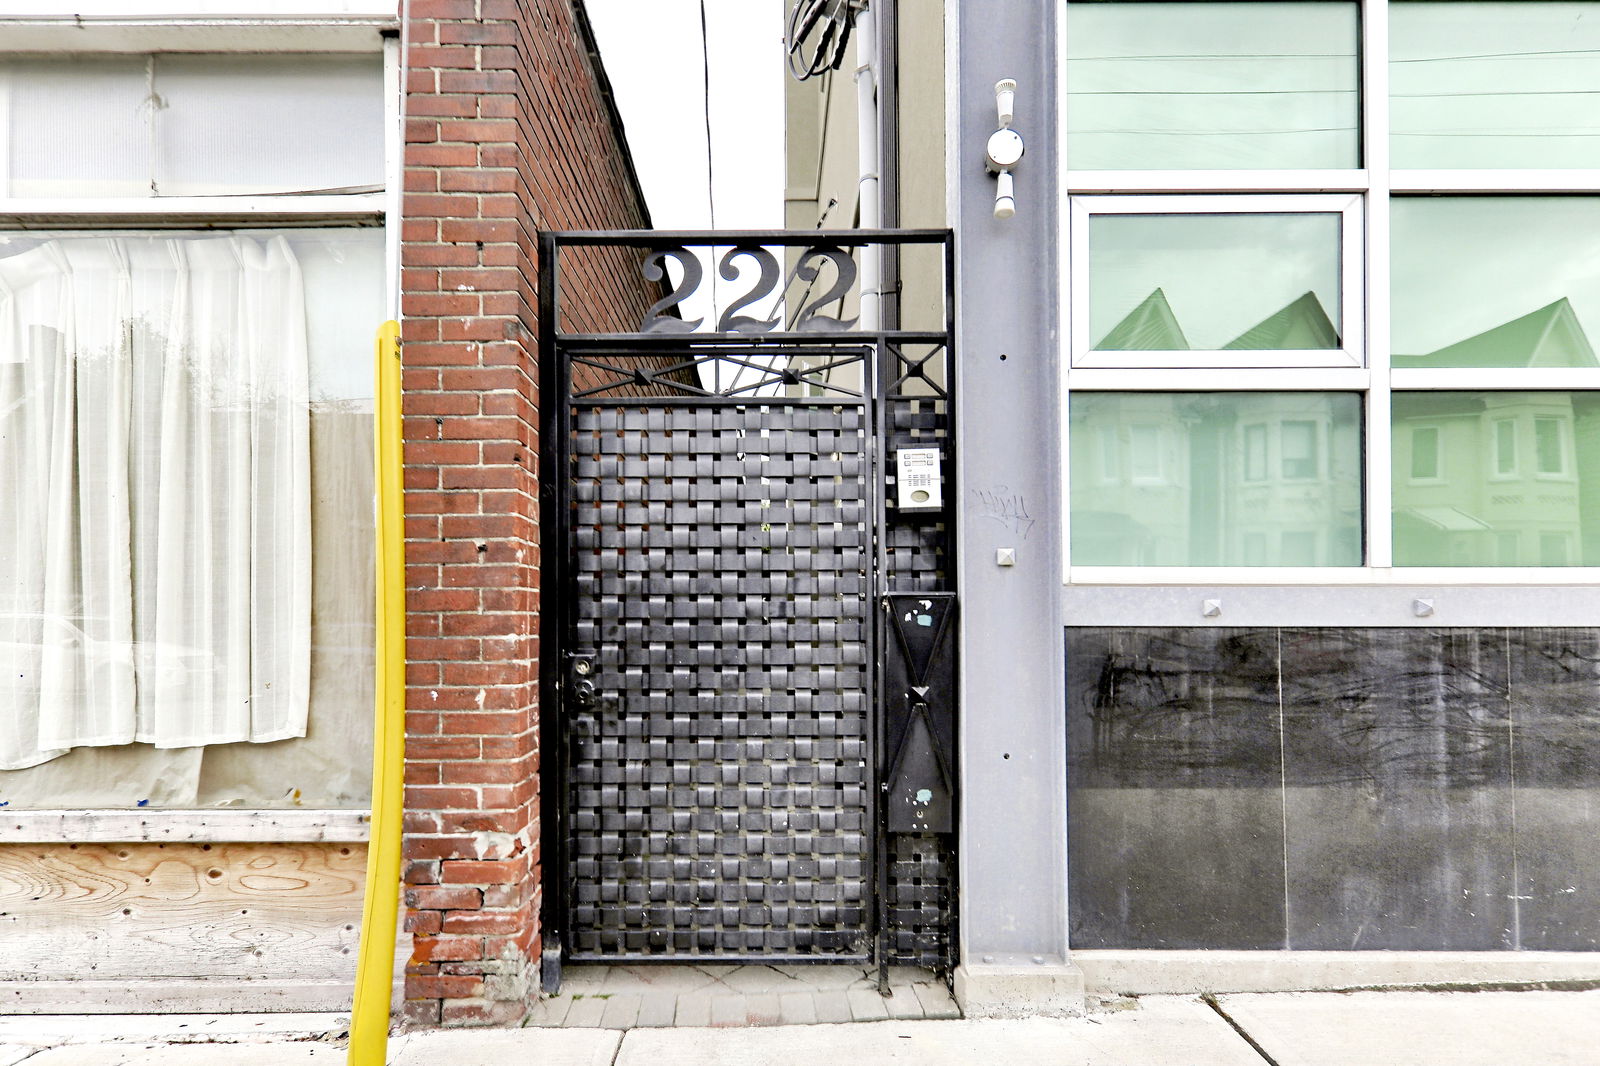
[1059,581,1600,627]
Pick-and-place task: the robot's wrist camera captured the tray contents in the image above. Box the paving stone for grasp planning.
[600,993,643,1030]
[813,990,853,1024]
[771,965,872,990]
[692,965,740,982]
[471,963,957,1032]
[777,992,819,1025]
[563,994,609,1028]
[635,991,679,1028]
[709,994,746,1027]
[911,981,961,1019]
[614,1007,1261,1066]
[525,995,575,1027]
[843,973,884,992]
[674,995,712,1027]
[743,993,783,1026]
[611,966,723,995]
[881,987,925,1020]
[557,966,610,990]
[845,987,889,1022]
[716,968,789,994]
[1220,991,1600,1066]
[392,1027,623,1066]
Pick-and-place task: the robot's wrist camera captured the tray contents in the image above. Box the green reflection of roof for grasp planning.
[1095,289,1338,351]
[1394,297,1598,369]
[1094,288,1189,350]
[1222,291,1339,350]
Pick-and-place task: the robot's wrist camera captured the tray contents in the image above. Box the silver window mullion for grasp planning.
[1365,0,1393,568]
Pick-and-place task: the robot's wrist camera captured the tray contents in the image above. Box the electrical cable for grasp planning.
[699,0,717,232]
[786,0,854,81]
[698,0,723,391]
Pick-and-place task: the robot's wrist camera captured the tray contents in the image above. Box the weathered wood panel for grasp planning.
[0,810,371,844]
[0,843,366,982]
[0,978,364,1014]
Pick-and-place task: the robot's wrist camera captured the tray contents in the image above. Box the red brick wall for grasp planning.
[399,0,655,1027]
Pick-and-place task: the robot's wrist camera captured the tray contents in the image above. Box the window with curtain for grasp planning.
[0,50,384,804]
[0,234,311,769]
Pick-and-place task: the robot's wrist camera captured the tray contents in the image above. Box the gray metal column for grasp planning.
[949,0,1082,1015]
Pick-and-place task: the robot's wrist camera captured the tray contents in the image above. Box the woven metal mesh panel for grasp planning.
[566,403,872,958]
[885,833,954,966]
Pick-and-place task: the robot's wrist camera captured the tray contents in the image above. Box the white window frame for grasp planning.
[1056,0,1600,621]
[0,20,399,839]
[1069,193,1364,369]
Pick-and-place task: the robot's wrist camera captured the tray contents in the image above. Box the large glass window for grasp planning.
[0,54,384,197]
[0,54,384,807]
[1070,392,1363,566]
[1064,1,1360,170]
[1090,213,1341,351]
[1393,199,1600,369]
[0,228,381,798]
[1392,2,1600,170]
[1072,195,1362,368]
[1392,392,1600,566]
[1063,0,1600,579]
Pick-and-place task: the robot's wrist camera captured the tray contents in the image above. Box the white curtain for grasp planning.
[0,235,311,770]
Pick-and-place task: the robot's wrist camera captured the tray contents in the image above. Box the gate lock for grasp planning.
[881,593,957,833]
[565,652,597,708]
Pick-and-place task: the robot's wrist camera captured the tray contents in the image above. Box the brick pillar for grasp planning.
[398,0,656,1028]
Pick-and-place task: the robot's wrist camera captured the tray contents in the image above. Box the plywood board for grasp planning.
[0,979,360,1014]
[0,810,371,844]
[0,843,366,982]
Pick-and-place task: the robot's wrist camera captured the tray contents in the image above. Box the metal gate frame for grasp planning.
[538,229,955,982]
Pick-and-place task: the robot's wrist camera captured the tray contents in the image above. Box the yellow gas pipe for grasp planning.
[349,320,405,1066]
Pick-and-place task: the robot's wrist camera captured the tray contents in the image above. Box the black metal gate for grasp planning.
[540,231,954,971]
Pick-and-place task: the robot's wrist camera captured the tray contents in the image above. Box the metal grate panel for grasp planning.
[566,403,872,958]
[882,343,956,969]
[885,833,954,967]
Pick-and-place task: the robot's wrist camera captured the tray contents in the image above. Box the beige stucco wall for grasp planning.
[783,2,947,370]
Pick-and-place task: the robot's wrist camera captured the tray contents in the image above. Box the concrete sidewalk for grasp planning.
[3,990,1598,1065]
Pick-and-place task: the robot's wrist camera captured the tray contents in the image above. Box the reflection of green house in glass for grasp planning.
[1094,288,1190,349]
[1392,298,1600,566]
[1393,297,1598,369]
[1070,391,1363,566]
[1095,289,1339,350]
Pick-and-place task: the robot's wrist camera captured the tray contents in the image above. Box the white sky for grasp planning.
[586,0,783,230]
[586,0,784,329]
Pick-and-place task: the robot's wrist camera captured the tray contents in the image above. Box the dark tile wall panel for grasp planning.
[1506,628,1600,949]
[1280,629,1514,949]
[1067,626,1600,952]
[1066,628,1285,948]
[1067,627,1282,789]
